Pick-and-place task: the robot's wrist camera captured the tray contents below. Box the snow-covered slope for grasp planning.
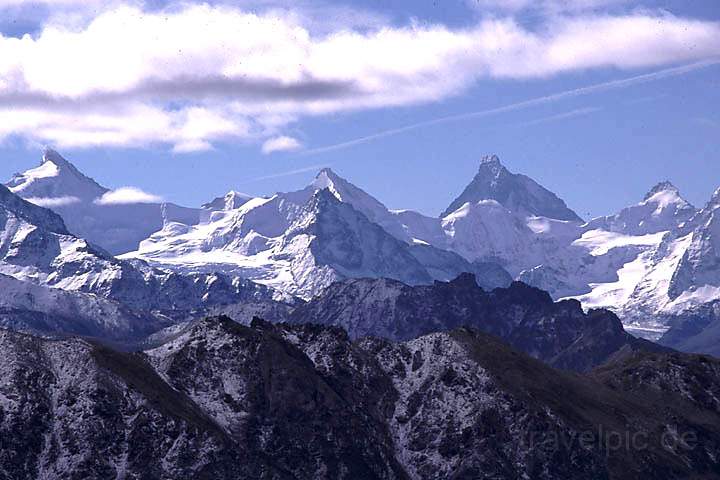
[6,149,201,254]
[436,156,584,276]
[522,182,720,345]
[652,189,720,350]
[0,182,290,337]
[123,168,514,299]
[441,199,546,275]
[126,183,509,299]
[669,188,720,298]
[0,273,157,339]
[584,181,696,235]
[441,155,583,221]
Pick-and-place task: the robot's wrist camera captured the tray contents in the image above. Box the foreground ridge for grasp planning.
[289,274,667,372]
[0,317,718,479]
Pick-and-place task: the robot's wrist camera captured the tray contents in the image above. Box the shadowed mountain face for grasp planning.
[289,273,666,372]
[441,155,583,221]
[1,317,718,480]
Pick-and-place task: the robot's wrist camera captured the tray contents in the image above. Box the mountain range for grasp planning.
[1,149,720,478]
[3,149,720,355]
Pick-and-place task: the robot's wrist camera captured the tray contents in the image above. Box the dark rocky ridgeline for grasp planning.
[2,316,719,479]
[0,319,406,480]
[591,349,720,414]
[289,273,666,372]
[358,328,720,479]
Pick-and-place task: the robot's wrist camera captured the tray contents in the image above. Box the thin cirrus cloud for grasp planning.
[94,186,163,205]
[262,136,303,154]
[0,2,718,152]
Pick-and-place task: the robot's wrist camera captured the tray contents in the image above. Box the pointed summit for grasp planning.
[42,148,74,168]
[478,154,505,177]
[311,167,342,192]
[6,149,107,201]
[643,181,679,201]
[317,167,336,176]
[4,149,201,255]
[442,155,583,222]
[640,181,694,213]
[585,180,696,235]
[277,186,434,295]
[305,167,409,237]
[202,190,253,211]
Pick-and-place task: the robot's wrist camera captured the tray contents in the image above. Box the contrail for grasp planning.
[514,106,603,127]
[239,107,599,184]
[239,162,332,184]
[301,59,720,156]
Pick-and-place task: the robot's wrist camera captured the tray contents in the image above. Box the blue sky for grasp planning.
[0,0,718,219]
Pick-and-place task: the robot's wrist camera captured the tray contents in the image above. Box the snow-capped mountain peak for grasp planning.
[584,181,696,236]
[42,148,79,171]
[5,149,202,254]
[7,148,108,202]
[274,186,436,296]
[644,180,679,201]
[310,168,377,207]
[642,181,694,212]
[310,168,343,197]
[201,190,253,211]
[305,167,415,240]
[442,154,583,222]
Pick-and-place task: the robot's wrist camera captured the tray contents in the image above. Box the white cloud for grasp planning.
[94,186,163,205]
[25,195,80,207]
[0,0,106,5]
[262,135,302,154]
[467,0,629,13]
[0,3,717,151]
[172,139,213,154]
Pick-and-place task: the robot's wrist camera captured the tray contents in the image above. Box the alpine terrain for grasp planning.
[0,149,718,480]
[0,316,718,479]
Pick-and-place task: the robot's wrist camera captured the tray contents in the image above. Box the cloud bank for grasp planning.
[0,2,717,152]
[95,187,163,205]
